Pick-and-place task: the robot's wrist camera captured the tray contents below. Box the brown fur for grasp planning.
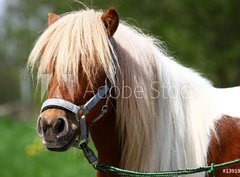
[208,115,240,177]
[101,8,119,37]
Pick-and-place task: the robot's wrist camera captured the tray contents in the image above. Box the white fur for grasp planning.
[215,87,240,117]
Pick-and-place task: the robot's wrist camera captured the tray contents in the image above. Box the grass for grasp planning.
[0,116,96,177]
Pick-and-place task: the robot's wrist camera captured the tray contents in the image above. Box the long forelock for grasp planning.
[28,9,117,87]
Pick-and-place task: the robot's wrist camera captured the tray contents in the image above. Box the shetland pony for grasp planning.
[27,8,240,177]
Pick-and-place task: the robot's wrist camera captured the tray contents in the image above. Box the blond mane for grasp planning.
[28,9,222,176]
[28,9,117,86]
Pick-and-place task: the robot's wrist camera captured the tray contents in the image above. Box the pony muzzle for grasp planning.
[37,112,74,149]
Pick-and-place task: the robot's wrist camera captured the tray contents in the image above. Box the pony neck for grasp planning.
[88,99,121,177]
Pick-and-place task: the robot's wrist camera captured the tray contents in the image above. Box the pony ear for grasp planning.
[101,7,119,37]
[48,13,60,26]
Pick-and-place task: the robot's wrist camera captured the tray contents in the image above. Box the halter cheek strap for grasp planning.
[40,80,110,145]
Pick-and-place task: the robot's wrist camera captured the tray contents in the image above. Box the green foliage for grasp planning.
[0,65,20,103]
[0,117,95,177]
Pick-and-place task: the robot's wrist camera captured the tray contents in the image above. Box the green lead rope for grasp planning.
[80,142,240,177]
[93,159,240,177]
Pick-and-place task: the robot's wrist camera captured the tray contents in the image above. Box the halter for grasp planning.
[40,79,110,150]
[40,38,115,164]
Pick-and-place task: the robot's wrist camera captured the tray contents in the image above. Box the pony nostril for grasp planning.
[55,118,66,135]
[37,116,43,136]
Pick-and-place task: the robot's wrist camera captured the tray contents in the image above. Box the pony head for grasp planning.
[28,8,119,151]
[28,7,160,171]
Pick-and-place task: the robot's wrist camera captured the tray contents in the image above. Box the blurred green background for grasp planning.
[0,0,239,177]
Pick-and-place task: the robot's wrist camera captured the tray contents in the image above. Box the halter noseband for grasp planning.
[40,79,110,148]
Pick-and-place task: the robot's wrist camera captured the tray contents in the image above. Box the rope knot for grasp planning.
[208,163,216,177]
